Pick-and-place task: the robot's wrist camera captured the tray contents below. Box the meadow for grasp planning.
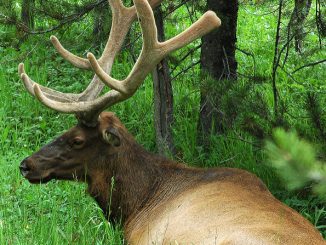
[0,2,325,244]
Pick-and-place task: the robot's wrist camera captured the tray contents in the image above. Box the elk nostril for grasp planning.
[20,164,30,172]
[19,160,31,175]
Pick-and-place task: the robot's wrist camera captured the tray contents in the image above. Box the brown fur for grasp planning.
[20,112,325,244]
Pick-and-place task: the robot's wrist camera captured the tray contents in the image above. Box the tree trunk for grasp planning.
[316,0,326,39]
[21,0,35,29]
[93,2,109,47]
[198,0,238,144]
[152,7,175,156]
[288,0,312,53]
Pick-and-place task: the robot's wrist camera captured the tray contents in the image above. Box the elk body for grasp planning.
[20,112,325,244]
[17,0,325,244]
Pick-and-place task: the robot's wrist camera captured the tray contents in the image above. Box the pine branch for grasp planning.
[292,59,326,74]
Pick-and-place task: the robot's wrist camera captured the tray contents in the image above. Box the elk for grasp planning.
[18,0,325,244]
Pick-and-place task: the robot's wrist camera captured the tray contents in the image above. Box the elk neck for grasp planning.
[85,135,178,224]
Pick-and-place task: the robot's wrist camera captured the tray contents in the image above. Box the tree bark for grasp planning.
[288,0,312,53]
[198,0,238,144]
[93,1,109,47]
[21,0,35,29]
[152,7,175,156]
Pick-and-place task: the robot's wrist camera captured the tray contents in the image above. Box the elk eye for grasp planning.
[72,137,84,148]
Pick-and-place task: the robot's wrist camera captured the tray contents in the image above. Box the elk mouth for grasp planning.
[26,175,53,184]
[20,170,53,184]
[20,171,53,184]
[19,159,85,183]
[19,160,53,184]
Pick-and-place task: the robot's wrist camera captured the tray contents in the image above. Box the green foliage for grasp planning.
[266,128,326,198]
[0,0,110,48]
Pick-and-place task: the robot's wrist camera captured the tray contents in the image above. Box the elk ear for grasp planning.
[102,127,121,147]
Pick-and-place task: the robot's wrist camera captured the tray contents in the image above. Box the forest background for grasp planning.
[0,0,325,243]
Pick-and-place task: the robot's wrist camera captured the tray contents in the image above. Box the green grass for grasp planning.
[0,2,325,244]
[0,153,124,245]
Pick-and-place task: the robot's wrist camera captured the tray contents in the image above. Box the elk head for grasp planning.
[19,112,126,183]
[18,0,221,184]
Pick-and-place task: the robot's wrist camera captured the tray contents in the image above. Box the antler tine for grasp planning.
[160,11,221,54]
[33,84,124,126]
[18,63,78,102]
[34,0,134,103]
[87,0,160,94]
[97,0,135,64]
[21,0,140,126]
[101,0,164,55]
[79,0,137,100]
[19,0,136,107]
[32,84,119,113]
[88,0,221,96]
[82,0,163,100]
[87,52,127,94]
[134,0,158,50]
[50,36,91,70]
[50,0,164,72]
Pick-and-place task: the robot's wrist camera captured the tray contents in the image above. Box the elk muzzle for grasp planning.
[19,157,31,176]
[19,157,53,183]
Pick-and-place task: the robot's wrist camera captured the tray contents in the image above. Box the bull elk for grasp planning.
[18,0,325,244]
